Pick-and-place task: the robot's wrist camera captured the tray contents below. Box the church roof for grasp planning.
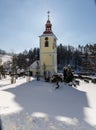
[39,33,57,40]
[30,60,40,69]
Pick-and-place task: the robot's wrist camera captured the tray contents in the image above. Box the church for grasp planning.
[29,12,57,76]
[39,12,57,76]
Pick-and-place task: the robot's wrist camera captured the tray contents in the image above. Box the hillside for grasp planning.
[0,54,12,65]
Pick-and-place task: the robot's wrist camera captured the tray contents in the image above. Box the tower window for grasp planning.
[45,41,49,47]
[45,37,48,40]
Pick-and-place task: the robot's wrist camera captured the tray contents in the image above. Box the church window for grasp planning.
[45,37,48,40]
[45,41,49,47]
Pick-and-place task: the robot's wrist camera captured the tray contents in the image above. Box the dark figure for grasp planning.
[36,72,40,81]
[51,74,63,89]
[54,74,60,89]
[63,65,74,83]
[55,81,60,89]
[66,68,74,83]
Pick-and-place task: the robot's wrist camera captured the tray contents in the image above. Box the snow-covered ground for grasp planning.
[0,76,96,130]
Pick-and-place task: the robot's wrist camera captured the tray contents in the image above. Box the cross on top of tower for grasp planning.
[47,11,50,20]
[43,11,52,34]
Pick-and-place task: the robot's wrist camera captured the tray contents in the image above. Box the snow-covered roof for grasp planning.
[30,60,40,69]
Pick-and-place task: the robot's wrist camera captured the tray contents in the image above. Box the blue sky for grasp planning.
[0,0,96,53]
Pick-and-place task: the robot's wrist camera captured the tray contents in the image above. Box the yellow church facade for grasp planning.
[39,12,57,76]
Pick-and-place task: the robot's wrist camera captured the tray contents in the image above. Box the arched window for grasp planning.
[45,37,48,40]
[45,41,49,47]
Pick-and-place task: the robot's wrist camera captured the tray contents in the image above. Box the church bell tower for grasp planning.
[39,12,57,76]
